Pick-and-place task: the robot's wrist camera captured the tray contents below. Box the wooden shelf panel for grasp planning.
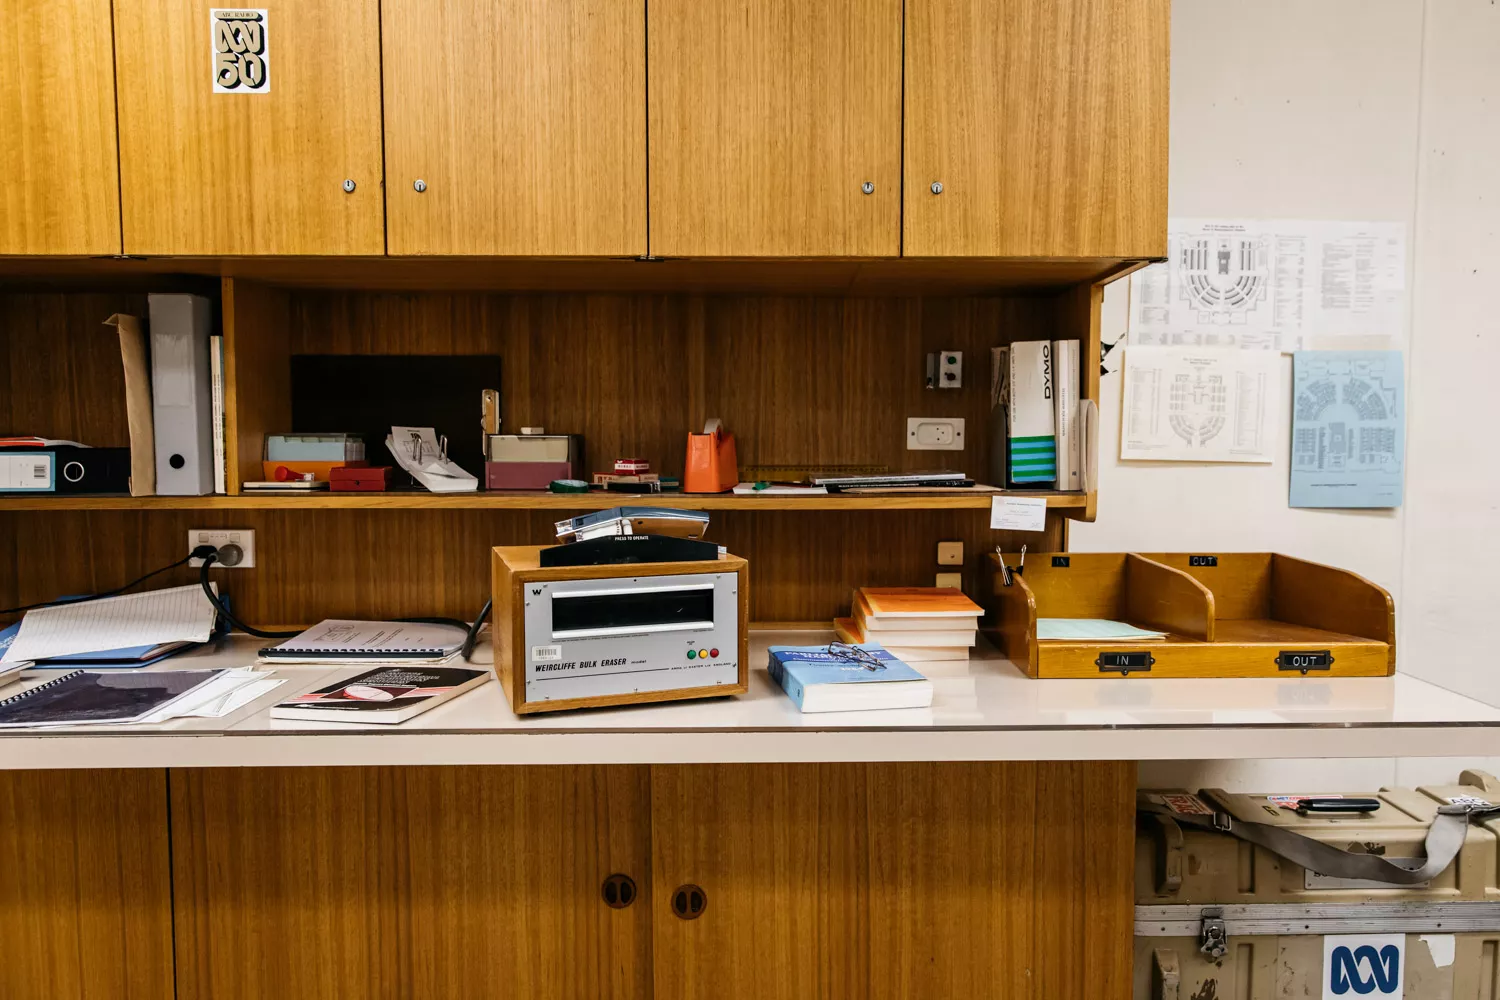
[0,490,1088,512]
[0,255,1150,296]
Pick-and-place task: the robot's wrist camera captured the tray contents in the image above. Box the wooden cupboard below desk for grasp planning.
[0,762,1134,1000]
[0,770,174,1000]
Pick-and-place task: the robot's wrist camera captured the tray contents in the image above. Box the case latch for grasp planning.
[1198,907,1228,959]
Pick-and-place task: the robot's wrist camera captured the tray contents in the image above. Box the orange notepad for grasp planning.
[855,592,979,631]
[858,587,983,619]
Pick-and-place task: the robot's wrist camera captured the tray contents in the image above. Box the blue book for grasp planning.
[766,645,933,713]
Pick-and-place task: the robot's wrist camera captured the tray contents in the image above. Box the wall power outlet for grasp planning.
[906,417,966,451]
[188,529,257,568]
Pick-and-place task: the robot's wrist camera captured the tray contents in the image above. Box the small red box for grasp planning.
[614,457,650,474]
[330,465,393,491]
[486,461,572,490]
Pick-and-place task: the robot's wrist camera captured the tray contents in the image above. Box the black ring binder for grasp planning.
[0,669,84,708]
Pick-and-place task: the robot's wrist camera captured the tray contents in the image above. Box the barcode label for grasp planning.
[532,645,562,662]
[1,452,53,491]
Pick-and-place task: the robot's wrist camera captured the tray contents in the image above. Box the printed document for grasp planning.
[3,584,218,663]
[1037,619,1167,641]
[1121,346,1277,463]
[1130,219,1406,351]
[1290,351,1405,508]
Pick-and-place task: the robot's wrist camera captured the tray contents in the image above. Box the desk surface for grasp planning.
[2,631,1498,768]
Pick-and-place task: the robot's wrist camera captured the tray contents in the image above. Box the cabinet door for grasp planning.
[113,1,384,255]
[383,0,646,256]
[651,762,1132,999]
[0,0,121,254]
[171,766,652,1000]
[0,769,174,1000]
[905,0,1169,258]
[649,0,901,257]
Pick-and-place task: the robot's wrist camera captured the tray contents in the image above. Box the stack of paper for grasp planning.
[836,587,983,676]
[0,584,220,665]
[1036,619,1167,641]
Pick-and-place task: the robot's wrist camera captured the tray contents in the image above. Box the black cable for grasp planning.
[195,550,492,658]
[461,599,492,662]
[196,551,301,639]
[4,544,493,659]
[0,551,200,616]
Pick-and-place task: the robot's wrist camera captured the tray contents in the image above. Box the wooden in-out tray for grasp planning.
[987,552,1394,679]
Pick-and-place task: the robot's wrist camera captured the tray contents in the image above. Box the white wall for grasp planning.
[1400,0,1500,705]
[1070,0,1500,791]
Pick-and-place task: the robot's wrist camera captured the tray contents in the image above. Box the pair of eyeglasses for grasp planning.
[826,642,886,671]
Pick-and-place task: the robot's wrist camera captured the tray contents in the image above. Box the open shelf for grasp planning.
[0,490,1089,512]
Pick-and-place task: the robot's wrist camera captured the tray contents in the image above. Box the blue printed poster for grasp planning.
[1290,351,1404,509]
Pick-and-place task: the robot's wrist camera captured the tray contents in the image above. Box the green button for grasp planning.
[687,649,697,659]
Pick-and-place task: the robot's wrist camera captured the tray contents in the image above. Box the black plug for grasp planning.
[191,544,219,562]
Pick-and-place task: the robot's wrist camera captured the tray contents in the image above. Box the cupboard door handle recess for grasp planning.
[671,884,707,920]
[600,873,637,908]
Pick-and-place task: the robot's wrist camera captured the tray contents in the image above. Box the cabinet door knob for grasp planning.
[601,873,637,908]
[861,181,874,195]
[930,181,944,195]
[342,179,356,193]
[414,179,428,193]
[670,884,707,920]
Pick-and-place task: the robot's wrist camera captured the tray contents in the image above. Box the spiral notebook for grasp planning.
[0,669,223,728]
[259,620,469,664]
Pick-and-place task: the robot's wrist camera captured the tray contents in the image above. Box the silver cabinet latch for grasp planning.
[1199,907,1228,959]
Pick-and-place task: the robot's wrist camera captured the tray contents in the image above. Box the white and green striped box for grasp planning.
[1007,340,1057,485]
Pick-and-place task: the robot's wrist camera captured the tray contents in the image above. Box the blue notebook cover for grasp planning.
[766,645,927,711]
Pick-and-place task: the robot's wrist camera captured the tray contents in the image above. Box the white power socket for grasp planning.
[907,417,966,451]
[188,528,257,568]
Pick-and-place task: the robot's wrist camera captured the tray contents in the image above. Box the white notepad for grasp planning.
[1036,618,1167,641]
[260,620,469,663]
[2,584,219,663]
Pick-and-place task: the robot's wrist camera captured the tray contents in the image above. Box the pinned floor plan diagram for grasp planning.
[1291,351,1405,508]
[1121,345,1276,463]
[1176,232,1271,325]
[1167,369,1229,448]
[1130,219,1407,351]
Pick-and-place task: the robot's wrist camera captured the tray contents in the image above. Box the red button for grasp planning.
[709,648,719,657]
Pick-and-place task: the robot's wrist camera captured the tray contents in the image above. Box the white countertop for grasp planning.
[2,631,1499,768]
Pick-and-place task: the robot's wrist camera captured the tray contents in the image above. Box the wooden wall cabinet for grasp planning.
[381,0,647,256]
[904,0,1170,258]
[113,0,385,255]
[648,0,903,257]
[0,0,122,255]
[129,763,1131,999]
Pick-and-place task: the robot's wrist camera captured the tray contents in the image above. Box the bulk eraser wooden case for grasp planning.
[986,552,1395,679]
[492,545,750,713]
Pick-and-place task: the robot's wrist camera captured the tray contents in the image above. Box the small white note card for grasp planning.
[990,495,1047,532]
